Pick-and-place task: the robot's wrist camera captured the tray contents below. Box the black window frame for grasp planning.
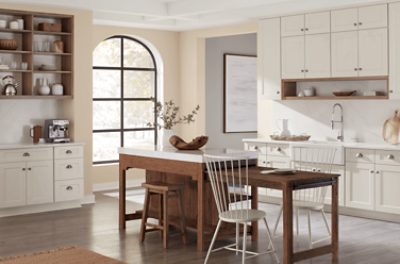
[92,35,158,165]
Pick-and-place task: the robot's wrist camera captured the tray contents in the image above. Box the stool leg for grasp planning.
[159,194,164,240]
[140,188,151,242]
[177,189,187,245]
[163,191,168,249]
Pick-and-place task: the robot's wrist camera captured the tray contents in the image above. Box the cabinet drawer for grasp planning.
[55,179,84,202]
[346,148,375,163]
[0,148,52,163]
[54,159,83,180]
[267,144,290,158]
[246,143,267,154]
[54,146,83,160]
[375,150,400,166]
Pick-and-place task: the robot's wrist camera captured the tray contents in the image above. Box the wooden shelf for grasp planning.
[0,95,72,100]
[33,70,71,74]
[33,51,71,56]
[284,96,388,100]
[33,30,71,36]
[0,69,31,73]
[0,29,32,34]
[0,50,31,54]
[282,76,389,82]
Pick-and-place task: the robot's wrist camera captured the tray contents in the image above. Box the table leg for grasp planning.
[119,166,127,230]
[332,179,339,263]
[197,172,205,251]
[282,185,293,264]
[251,185,258,241]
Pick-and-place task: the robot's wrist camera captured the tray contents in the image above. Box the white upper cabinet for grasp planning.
[331,4,387,32]
[358,4,387,30]
[281,36,304,79]
[331,8,358,32]
[258,18,281,99]
[281,15,304,37]
[389,2,400,99]
[358,28,388,76]
[305,12,330,34]
[331,31,358,77]
[305,34,330,78]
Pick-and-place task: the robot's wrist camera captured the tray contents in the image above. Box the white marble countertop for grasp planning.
[0,142,84,150]
[243,138,400,151]
[118,146,257,163]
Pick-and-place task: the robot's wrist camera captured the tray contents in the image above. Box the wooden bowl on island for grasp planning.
[169,135,208,150]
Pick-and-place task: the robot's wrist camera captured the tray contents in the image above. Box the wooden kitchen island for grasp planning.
[118,147,340,264]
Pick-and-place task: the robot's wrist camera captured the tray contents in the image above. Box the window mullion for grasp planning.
[120,37,124,148]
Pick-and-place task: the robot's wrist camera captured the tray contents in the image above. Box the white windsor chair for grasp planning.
[272,146,336,249]
[204,154,280,264]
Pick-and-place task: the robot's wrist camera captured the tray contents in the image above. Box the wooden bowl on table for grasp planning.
[333,90,356,96]
[169,135,208,150]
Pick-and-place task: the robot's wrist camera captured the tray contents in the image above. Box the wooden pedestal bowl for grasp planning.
[169,135,208,150]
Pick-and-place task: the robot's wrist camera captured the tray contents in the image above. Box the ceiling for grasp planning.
[0,0,387,31]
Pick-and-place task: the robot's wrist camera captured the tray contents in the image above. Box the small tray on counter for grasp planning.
[270,135,311,141]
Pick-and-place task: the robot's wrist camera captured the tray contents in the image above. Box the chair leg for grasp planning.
[263,218,280,264]
[242,223,247,264]
[307,210,312,249]
[159,194,163,239]
[236,222,240,255]
[273,206,283,236]
[295,207,300,236]
[321,209,331,235]
[162,191,168,249]
[140,189,150,243]
[177,190,187,245]
[204,219,222,264]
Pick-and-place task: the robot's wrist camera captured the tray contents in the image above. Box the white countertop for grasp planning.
[0,142,84,150]
[243,138,400,151]
[118,146,257,163]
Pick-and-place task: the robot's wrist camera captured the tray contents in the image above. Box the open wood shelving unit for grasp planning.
[0,9,73,99]
[281,76,389,100]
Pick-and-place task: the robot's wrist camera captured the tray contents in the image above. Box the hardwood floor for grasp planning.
[0,191,399,263]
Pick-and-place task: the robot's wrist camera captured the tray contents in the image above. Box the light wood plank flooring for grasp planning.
[0,192,399,264]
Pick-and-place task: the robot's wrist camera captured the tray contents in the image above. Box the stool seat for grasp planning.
[140,182,187,249]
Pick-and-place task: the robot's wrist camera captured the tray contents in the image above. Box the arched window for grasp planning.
[92,36,157,164]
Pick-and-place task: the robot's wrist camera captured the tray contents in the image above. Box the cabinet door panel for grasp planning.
[281,15,304,37]
[389,2,400,99]
[345,162,374,210]
[0,163,26,208]
[331,8,358,32]
[305,34,330,78]
[358,28,388,76]
[358,4,387,30]
[375,164,400,214]
[281,36,305,79]
[305,12,330,34]
[26,161,53,205]
[331,31,358,77]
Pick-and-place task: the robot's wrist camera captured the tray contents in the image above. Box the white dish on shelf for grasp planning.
[38,64,57,71]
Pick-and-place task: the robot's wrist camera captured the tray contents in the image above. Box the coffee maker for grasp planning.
[44,119,70,143]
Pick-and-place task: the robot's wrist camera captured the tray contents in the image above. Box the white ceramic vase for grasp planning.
[160,129,174,148]
[38,78,50,95]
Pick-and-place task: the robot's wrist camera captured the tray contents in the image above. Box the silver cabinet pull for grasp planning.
[353,22,358,26]
[358,22,363,26]
[354,68,358,71]
[66,186,73,191]
[28,168,31,171]
[376,170,380,174]
[276,91,280,95]
[23,152,30,157]
[301,69,305,72]
[358,67,362,71]
[66,165,73,169]
[22,168,26,171]
[254,146,258,150]
[66,150,72,154]
[387,154,395,160]
[276,147,282,152]
[301,28,304,31]
[390,90,394,94]
[355,153,363,158]
[370,170,375,174]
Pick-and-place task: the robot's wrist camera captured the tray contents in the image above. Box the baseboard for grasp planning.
[81,194,96,205]
[93,179,143,192]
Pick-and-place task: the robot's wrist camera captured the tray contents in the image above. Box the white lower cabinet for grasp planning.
[375,164,400,214]
[345,162,375,210]
[55,179,84,202]
[0,162,26,208]
[26,161,53,205]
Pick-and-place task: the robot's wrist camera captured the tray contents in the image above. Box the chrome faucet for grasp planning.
[331,103,344,142]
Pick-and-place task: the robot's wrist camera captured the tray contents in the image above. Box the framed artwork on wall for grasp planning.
[223,53,257,133]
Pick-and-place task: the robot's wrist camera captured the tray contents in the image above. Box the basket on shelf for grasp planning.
[0,39,17,50]
[38,22,62,32]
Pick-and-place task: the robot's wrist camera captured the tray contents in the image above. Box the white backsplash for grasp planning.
[259,99,400,144]
[0,100,64,144]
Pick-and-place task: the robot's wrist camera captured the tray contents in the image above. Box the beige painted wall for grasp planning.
[91,25,180,186]
[1,3,94,195]
[179,22,257,140]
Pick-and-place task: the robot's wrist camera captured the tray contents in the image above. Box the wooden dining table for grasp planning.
[118,147,340,264]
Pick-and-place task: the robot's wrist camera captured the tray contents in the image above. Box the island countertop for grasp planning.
[118,146,257,163]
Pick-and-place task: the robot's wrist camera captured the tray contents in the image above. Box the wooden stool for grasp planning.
[140,182,187,249]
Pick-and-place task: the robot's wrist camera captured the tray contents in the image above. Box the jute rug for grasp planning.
[0,246,125,264]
